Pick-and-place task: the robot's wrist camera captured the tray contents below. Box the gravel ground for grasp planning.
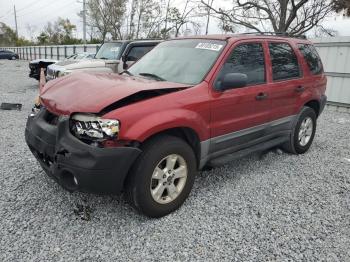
[0,60,349,262]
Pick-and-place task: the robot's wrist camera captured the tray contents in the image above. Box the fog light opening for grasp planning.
[60,170,79,191]
[73,176,78,186]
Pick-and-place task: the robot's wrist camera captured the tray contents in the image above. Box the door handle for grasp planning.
[256,92,268,101]
[295,86,305,93]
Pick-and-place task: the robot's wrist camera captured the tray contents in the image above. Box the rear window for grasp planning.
[298,44,323,75]
[269,43,301,81]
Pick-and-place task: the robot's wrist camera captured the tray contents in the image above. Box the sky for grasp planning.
[1,0,350,39]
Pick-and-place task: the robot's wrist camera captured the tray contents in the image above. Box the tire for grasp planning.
[125,135,197,218]
[282,106,317,154]
[11,56,16,60]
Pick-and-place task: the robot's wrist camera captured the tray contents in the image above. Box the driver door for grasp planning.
[209,41,272,155]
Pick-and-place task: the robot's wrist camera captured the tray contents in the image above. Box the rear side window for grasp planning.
[216,43,266,87]
[269,43,300,81]
[127,46,154,61]
[298,44,323,75]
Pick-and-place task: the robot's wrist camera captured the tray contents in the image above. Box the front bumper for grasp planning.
[25,109,141,194]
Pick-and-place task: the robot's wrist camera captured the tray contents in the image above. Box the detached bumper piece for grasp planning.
[25,109,141,194]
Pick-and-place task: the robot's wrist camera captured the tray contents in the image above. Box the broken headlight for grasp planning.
[70,114,120,144]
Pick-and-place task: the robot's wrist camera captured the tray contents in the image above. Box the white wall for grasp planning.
[312,37,350,105]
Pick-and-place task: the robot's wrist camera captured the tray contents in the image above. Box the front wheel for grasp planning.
[283,106,317,154]
[125,135,197,218]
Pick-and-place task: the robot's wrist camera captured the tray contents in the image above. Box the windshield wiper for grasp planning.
[120,70,133,76]
[139,73,165,81]
[98,57,109,60]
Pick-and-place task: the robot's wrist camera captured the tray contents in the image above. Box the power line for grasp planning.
[25,2,80,26]
[16,0,46,13]
[17,0,72,18]
[0,9,13,19]
[0,0,46,19]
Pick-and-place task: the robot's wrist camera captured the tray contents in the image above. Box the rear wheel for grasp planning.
[11,56,16,60]
[283,106,317,154]
[125,135,197,218]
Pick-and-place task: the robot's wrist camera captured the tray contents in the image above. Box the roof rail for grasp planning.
[241,32,307,39]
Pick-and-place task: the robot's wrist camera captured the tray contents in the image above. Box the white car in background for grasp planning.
[46,40,161,81]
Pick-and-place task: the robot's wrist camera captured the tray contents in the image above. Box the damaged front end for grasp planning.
[25,107,141,194]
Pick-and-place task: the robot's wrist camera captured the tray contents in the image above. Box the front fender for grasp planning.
[119,109,209,142]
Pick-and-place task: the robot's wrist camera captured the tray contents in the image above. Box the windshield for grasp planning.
[128,39,226,85]
[95,42,122,60]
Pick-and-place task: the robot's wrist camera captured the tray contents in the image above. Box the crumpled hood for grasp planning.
[40,72,190,115]
[62,59,117,70]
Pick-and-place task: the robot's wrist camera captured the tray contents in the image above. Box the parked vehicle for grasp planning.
[46,52,95,80]
[25,34,327,217]
[46,40,160,81]
[29,52,96,81]
[0,50,19,60]
[29,58,58,80]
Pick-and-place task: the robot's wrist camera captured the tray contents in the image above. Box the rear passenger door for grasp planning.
[267,41,305,121]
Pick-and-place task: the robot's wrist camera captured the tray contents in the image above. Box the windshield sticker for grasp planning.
[195,43,223,51]
[110,47,120,52]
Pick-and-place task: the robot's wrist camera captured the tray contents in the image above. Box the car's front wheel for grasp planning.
[125,135,197,218]
[283,106,317,154]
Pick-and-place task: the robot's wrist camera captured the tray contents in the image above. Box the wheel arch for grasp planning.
[304,99,320,117]
[140,127,201,168]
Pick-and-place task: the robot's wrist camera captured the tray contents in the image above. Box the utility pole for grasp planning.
[205,0,214,35]
[14,5,18,39]
[82,0,87,44]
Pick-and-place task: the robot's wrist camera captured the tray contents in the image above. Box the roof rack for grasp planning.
[240,32,307,39]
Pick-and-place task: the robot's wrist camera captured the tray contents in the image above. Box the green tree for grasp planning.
[38,18,80,45]
[0,22,17,46]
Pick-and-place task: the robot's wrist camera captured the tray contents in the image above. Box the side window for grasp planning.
[269,43,300,81]
[216,43,265,88]
[298,44,323,75]
[127,46,154,61]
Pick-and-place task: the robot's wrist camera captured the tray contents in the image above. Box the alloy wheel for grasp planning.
[298,116,313,146]
[150,154,188,204]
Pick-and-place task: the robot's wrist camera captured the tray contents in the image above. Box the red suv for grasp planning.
[25,34,327,217]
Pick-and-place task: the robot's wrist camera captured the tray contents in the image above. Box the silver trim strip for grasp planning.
[212,115,295,145]
[199,115,296,168]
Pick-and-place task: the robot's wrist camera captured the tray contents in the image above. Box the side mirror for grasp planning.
[220,73,248,91]
[121,55,126,62]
